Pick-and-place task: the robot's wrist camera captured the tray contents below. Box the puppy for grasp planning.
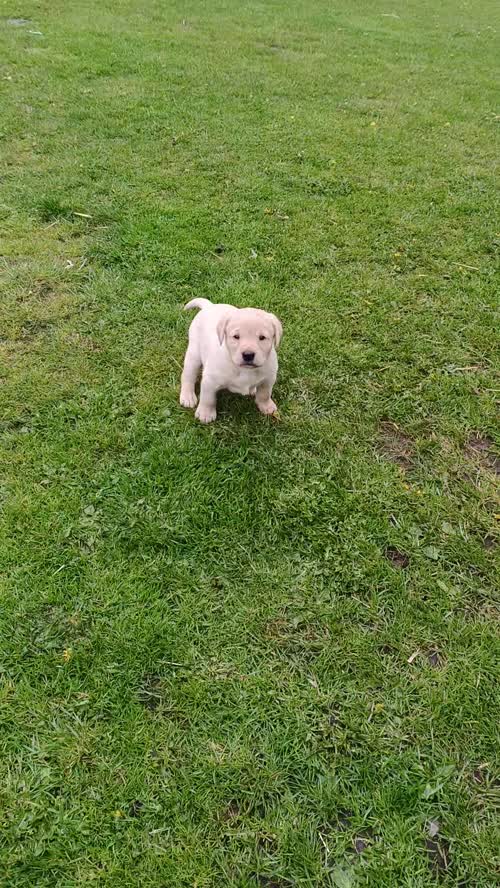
[180,298,282,423]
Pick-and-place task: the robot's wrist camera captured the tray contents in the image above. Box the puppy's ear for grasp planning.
[270,314,283,348]
[216,312,230,345]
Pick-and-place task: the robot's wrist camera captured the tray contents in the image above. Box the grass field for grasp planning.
[1,0,499,885]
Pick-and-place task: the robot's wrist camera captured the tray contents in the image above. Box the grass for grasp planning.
[0,0,499,885]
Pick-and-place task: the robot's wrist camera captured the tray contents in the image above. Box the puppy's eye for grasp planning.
[233,334,240,340]
[259,334,267,341]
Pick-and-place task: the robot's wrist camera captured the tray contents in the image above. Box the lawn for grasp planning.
[1,0,499,885]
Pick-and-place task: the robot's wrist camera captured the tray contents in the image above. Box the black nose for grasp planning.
[242,351,255,363]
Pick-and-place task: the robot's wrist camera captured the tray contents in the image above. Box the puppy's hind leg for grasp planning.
[180,346,201,409]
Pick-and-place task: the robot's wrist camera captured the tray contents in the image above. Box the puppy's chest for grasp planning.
[227,372,262,395]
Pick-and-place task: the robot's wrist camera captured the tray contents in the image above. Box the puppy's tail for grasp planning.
[184,298,213,312]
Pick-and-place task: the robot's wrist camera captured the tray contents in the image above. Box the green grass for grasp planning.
[1,0,499,885]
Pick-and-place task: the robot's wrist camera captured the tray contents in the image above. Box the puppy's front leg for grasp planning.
[195,378,218,424]
[255,380,278,415]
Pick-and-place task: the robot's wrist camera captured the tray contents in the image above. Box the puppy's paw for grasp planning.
[257,398,278,415]
[180,389,198,409]
[195,404,217,424]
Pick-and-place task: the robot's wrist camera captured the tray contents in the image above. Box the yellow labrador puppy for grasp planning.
[180,298,282,423]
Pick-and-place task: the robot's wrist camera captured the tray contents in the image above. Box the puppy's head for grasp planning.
[217,307,282,369]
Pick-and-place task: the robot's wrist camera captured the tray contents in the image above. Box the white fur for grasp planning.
[180,299,282,423]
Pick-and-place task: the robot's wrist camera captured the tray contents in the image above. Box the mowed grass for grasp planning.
[1,0,499,885]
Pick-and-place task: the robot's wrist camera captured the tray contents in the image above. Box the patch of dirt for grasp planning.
[264,618,329,650]
[255,877,292,888]
[482,534,497,550]
[427,649,442,668]
[380,643,396,655]
[138,675,187,723]
[377,421,414,470]
[138,673,163,710]
[256,833,278,854]
[471,767,499,788]
[128,799,143,817]
[0,415,32,434]
[21,319,54,340]
[266,617,330,641]
[384,546,410,568]
[425,836,450,878]
[462,601,500,624]
[264,618,288,638]
[466,433,500,476]
[335,809,353,831]
[318,812,352,841]
[255,41,285,53]
[29,279,56,300]
[220,800,240,822]
[264,617,330,661]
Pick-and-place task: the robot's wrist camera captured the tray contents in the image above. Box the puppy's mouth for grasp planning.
[240,361,258,368]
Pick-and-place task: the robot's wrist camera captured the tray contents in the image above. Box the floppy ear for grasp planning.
[216,312,230,345]
[270,314,283,348]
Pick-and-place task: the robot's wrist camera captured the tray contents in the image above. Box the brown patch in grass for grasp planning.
[384,546,410,568]
[0,414,32,434]
[255,41,285,54]
[466,434,500,476]
[29,279,56,300]
[138,675,187,723]
[462,602,500,624]
[257,833,278,854]
[427,649,442,668]
[380,643,396,655]
[264,617,329,660]
[264,618,288,639]
[425,836,450,878]
[220,800,241,822]
[265,617,328,642]
[128,799,144,817]
[471,766,499,791]
[138,674,163,710]
[335,809,353,831]
[255,877,292,888]
[378,421,414,470]
[20,318,55,339]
